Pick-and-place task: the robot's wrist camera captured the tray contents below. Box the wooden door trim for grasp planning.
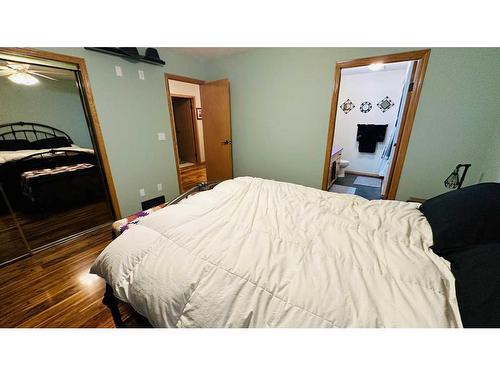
[171,95,202,164]
[165,73,206,193]
[0,47,121,218]
[166,74,205,85]
[165,76,184,193]
[322,49,431,200]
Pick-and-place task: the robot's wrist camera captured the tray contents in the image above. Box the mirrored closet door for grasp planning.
[0,52,113,265]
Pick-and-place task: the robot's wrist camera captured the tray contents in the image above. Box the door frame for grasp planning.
[321,49,431,199]
[164,73,205,193]
[170,94,202,164]
[0,47,121,218]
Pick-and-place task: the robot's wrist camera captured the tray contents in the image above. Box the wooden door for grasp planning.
[200,79,233,181]
[172,97,197,163]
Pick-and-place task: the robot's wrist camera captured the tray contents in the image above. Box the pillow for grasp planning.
[419,183,500,254]
[31,136,72,149]
[447,241,500,328]
[0,139,32,151]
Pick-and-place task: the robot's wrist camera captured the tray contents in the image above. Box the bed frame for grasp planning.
[16,148,94,163]
[0,122,98,211]
[0,121,74,143]
[102,180,221,327]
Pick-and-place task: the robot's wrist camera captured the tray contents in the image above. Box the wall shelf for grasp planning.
[84,48,165,66]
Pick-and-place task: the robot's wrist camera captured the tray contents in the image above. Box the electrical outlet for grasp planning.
[115,66,123,77]
[139,188,146,197]
[157,183,163,191]
[158,132,166,141]
[138,70,145,80]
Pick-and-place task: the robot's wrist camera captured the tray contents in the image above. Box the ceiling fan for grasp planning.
[0,63,60,85]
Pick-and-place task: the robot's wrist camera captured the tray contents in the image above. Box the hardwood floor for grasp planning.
[180,163,207,191]
[0,200,112,264]
[0,225,138,328]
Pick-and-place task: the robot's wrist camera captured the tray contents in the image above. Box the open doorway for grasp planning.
[165,74,233,193]
[171,96,201,166]
[322,49,430,200]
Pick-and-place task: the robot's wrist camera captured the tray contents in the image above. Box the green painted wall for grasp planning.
[0,75,93,148]
[42,48,208,216]
[480,119,500,182]
[396,48,500,198]
[204,48,500,200]
[31,47,499,216]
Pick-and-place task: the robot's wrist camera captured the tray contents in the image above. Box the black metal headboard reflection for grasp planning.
[0,121,73,144]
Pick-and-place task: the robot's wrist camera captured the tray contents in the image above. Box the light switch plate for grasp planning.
[157,183,163,191]
[138,70,145,80]
[139,188,146,197]
[115,66,122,77]
[158,132,166,141]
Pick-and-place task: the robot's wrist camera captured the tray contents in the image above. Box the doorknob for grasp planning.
[222,140,232,145]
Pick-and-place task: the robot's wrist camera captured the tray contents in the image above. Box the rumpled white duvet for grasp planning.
[91,177,462,328]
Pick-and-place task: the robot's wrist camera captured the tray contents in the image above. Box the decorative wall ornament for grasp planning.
[339,99,355,114]
[377,96,395,113]
[360,101,372,113]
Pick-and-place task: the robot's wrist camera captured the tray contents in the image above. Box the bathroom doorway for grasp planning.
[322,49,430,200]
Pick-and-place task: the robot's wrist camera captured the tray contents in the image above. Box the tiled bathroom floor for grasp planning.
[329,173,382,200]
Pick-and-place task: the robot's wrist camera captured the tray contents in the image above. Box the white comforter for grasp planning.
[0,145,94,165]
[91,177,462,328]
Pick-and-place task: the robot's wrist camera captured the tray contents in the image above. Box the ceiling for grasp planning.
[170,48,253,60]
[0,59,76,81]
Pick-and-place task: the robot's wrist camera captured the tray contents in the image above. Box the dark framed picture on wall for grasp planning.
[196,108,202,120]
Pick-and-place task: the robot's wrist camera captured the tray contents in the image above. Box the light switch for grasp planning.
[138,70,145,80]
[157,183,163,191]
[158,132,166,141]
[115,66,123,77]
[139,188,146,197]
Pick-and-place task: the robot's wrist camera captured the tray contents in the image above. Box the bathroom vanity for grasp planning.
[328,146,343,190]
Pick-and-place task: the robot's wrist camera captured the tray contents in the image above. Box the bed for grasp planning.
[91,177,500,328]
[0,121,100,211]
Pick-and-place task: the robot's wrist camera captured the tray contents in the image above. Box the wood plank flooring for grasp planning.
[0,225,138,328]
[180,163,207,192]
[0,200,112,264]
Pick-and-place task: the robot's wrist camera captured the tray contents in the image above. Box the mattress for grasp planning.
[0,145,94,165]
[91,177,462,328]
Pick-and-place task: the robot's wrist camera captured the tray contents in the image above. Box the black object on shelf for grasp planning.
[84,47,166,66]
[444,163,471,189]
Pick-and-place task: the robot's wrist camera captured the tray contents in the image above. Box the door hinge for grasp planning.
[408,82,415,92]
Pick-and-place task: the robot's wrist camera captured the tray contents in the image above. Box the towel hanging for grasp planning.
[356,124,388,153]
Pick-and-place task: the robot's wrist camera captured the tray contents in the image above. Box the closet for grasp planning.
[0,52,114,265]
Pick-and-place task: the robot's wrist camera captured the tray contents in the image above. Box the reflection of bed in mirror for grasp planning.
[0,121,104,212]
[0,121,112,258]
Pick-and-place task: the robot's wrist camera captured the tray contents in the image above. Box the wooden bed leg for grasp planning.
[103,284,125,328]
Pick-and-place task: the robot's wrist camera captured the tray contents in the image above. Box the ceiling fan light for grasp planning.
[8,72,39,86]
